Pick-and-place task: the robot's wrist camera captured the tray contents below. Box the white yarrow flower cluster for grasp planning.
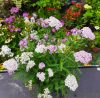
[3,58,18,74]
[65,74,78,91]
[58,43,66,53]
[26,60,35,72]
[16,52,35,72]
[25,80,33,91]
[0,45,14,57]
[38,88,52,98]
[48,68,54,77]
[20,52,33,64]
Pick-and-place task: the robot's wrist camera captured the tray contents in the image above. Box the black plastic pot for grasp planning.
[0,67,100,98]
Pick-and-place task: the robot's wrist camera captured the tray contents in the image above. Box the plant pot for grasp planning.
[0,67,100,98]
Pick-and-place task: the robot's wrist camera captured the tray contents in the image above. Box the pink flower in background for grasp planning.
[19,39,28,48]
[74,50,92,64]
[39,62,45,69]
[23,12,29,17]
[36,72,45,82]
[10,7,19,14]
[81,27,95,40]
[47,45,57,54]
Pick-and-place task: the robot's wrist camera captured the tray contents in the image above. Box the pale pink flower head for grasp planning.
[47,45,57,54]
[44,34,49,40]
[74,50,92,64]
[3,58,18,74]
[39,62,45,69]
[36,72,45,82]
[47,16,63,30]
[81,27,95,40]
[19,39,28,48]
[35,44,47,53]
[41,19,49,28]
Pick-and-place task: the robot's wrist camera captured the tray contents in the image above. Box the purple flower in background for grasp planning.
[71,28,81,35]
[39,62,45,69]
[23,12,29,17]
[19,39,28,48]
[5,16,15,23]
[10,7,19,14]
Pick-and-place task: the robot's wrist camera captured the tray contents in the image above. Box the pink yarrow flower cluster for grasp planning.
[3,58,18,74]
[74,50,92,64]
[37,16,63,30]
[39,62,45,69]
[19,39,28,48]
[81,27,95,40]
[36,72,45,82]
[46,16,63,30]
[47,45,57,54]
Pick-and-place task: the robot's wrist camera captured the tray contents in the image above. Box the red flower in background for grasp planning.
[46,7,57,11]
[75,3,82,8]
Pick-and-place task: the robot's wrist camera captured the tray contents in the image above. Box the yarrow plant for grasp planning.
[1,5,96,98]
